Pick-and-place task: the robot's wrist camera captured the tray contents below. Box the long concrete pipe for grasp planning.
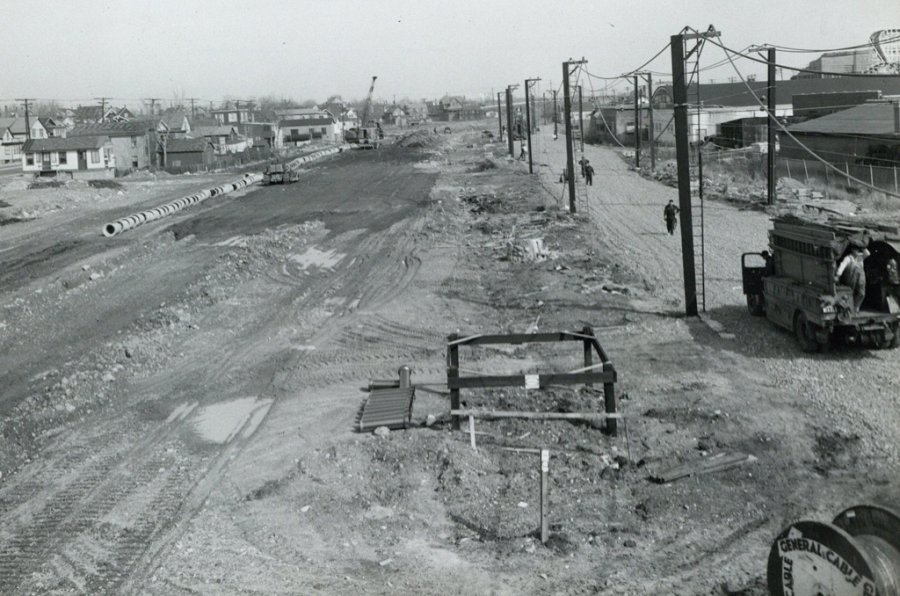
[102,146,349,238]
[102,173,263,237]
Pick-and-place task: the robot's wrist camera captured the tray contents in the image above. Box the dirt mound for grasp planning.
[397,129,439,149]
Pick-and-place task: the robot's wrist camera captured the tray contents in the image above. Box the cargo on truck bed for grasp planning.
[742,215,900,351]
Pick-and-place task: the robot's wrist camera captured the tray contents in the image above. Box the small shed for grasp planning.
[164,137,215,172]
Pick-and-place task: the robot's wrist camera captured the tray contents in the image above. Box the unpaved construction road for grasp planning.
[1,128,898,595]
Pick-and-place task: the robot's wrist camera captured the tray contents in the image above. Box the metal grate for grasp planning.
[357,387,415,432]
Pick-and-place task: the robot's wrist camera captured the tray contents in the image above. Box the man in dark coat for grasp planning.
[663,199,679,235]
[584,163,594,185]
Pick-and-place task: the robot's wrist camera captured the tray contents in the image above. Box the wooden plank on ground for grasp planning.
[651,451,757,484]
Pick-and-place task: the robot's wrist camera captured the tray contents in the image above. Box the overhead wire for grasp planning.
[717,38,900,198]
[762,34,900,54]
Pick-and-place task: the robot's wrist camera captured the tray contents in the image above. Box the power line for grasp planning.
[762,34,900,54]
[717,38,900,198]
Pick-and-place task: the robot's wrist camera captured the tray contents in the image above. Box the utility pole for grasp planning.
[767,47,777,205]
[95,97,109,122]
[525,77,541,174]
[647,72,655,171]
[671,28,719,317]
[188,97,198,119]
[144,97,161,118]
[497,91,503,141]
[577,85,584,152]
[16,98,33,140]
[633,75,641,169]
[506,84,519,157]
[563,58,587,213]
[552,90,559,137]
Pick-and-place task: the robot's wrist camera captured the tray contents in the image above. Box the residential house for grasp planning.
[383,105,408,127]
[1,117,29,163]
[28,118,52,140]
[427,96,464,121]
[157,111,191,139]
[72,105,133,124]
[240,122,277,149]
[278,113,338,147]
[782,100,900,166]
[21,135,116,179]
[191,125,250,154]
[404,102,428,124]
[164,137,216,173]
[37,117,67,138]
[213,102,255,125]
[69,120,158,174]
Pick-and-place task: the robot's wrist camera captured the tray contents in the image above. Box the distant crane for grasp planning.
[345,75,382,149]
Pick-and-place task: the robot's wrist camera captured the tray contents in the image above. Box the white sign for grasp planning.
[524,374,539,390]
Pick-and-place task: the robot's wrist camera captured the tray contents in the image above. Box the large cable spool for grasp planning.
[767,504,900,596]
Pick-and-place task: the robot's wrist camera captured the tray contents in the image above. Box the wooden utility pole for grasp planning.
[552,89,559,137]
[647,72,655,171]
[563,58,586,213]
[188,97,198,119]
[578,85,584,152]
[633,75,641,169]
[497,91,503,141]
[144,97,161,118]
[671,29,718,317]
[16,98,32,140]
[525,78,541,174]
[767,47,777,205]
[506,84,518,157]
[95,97,109,122]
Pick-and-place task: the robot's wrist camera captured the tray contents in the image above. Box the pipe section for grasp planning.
[102,173,264,237]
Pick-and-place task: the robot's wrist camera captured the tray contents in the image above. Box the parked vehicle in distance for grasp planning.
[263,163,299,185]
[742,215,900,351]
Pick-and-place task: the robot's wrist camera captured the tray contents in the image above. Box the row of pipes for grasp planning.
[101,144,352,238]
[102,173,263,237]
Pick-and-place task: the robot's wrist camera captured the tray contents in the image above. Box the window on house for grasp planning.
[228,113,236,123]
[131,136,137,147]
[321,127,326,134]
[90,150,100,163]
[59,152,67,164]
[26,153,34,166]
[132,159,138,168]
[51,151,58,164]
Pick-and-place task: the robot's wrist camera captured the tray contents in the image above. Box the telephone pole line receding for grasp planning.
[633,75,641,169]
[552,90,559,137]
[15,98,33,140]
[144,98,162,118]
[632,71,656,171]
[524,78,541,174]
[563,58,587,213]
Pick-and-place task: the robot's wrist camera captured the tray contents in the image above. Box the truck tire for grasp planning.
[746,294,765,316]
[794,311,820,353]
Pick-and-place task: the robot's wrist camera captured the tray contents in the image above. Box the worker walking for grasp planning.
[663,199,679,235]
[836,241,870,313]
[584,162,594,186]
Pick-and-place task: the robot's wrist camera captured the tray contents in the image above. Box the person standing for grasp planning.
[584,162,594,186]
[663,199,679,235]
[836,242,869,313]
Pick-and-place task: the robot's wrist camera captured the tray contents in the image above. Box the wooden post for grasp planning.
[803,159,809,184]
[602,362,617,436]
[468,416,477,451]
[870,165,875,187]
[846,163,851,189]
[582,325,593,387]
[894,166,898,192]
[540,449,549,545]
[786,159,791,180]
[448,333,461,430]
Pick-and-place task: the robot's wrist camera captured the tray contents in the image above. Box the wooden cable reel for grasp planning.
[767,504,900,596]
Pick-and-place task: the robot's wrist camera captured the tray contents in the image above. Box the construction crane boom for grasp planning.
[360,76,377,127]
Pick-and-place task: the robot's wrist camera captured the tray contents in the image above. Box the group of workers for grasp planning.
[836,240,900,314]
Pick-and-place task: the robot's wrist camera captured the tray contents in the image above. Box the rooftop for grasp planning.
[787,101,900,135]
[166,137,211,153]
[70,121,156,137]
[23,135,110,152]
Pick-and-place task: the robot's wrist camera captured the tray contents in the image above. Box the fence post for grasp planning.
[846,162,851,189]
[895,167,898,193]
[870,165,875,188]
[786,159,791,180]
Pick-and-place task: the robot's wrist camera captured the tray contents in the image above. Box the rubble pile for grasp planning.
[396,129,439,149]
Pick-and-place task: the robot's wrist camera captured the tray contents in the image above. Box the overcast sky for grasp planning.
[2,0,897,107]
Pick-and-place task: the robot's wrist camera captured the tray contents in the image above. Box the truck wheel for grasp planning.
[746,294,765,316]
[794,312,819,353]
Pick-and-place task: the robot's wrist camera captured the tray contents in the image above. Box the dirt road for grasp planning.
[0,146,437,593]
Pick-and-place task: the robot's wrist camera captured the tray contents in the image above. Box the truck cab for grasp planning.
[742,215,900,351]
